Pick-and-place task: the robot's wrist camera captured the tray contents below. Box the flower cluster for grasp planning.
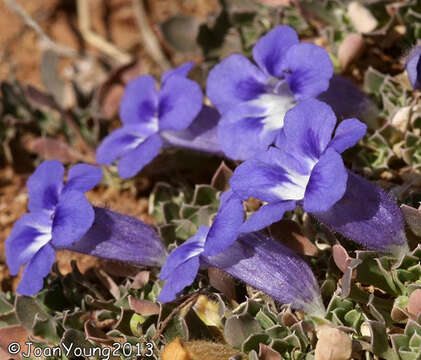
[6,23,412,316]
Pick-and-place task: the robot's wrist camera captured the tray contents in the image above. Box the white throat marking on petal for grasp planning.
[249,80,296,135]
[270,158,318,201]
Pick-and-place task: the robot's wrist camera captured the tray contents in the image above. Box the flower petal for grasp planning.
[317,75,377,126]
[230,147,309,202]
[161,61,194,83]
[252,25,299,77]
[119,75,159,131]
[217,104,276,160]
[303,148,348,213]
[158,76,203,131]
[283,99,337,162]
[117,133,163,178]
[16,243,55,296]
[329,118,367,153]
[51,190,95,247]
[207,54,267,115]
[27,160,64,212]
[313,171,407,256]
[158,256,200,303]
[5,212,52,275]
[203,191,244,256]
[203,232,325,316]
[160,226,208,280]
[240,200,296,233]
[64,207,167,267]
[282,43,333,99]
[64,164,102,193]
[406,45,421,89]
[160,105,223,155]
[96,126,148,165]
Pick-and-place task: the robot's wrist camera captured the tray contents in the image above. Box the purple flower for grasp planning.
[159,105,223,156]
[205,100,408,256]
[5,160,102,295]
[406,45,421,90]
[158,226,208,303]
[229,99,366,231]
[204,99,365,256]
[313,171,409,257]
[96,62,203,178]
[158,226,325,316]
[203,189,244,256]
[206,25,333,160]
[64,206,168,267]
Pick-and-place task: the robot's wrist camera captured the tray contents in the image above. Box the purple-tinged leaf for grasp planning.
[94,268,120,299]
[315,326,352,360]
[84,320,114,345]
[400,204,421,237]
[269,220,318,256]
[24,136,83,163]
[338,33,365,70]
[128,296,160,316]
[332,244,353,273]
[408,289,421,319]
[208,267,236,300]
[0,325,30,359]
[211,161,233,191]
[259,344,282,360]
[131,271,150,289]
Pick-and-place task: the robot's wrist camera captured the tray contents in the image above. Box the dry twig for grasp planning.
[132,0,172,71]
[77,0,132,64]
[152,293,200,343]
[3,0,78,57]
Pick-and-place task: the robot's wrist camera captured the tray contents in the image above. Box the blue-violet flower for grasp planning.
[206,25,333,160]
[314,171,408,257]
[96,62,203,178]
[158,226,325,316]
[64,206,167,267]
[406,45,421,90]
[205,100,408,256]
[229,99,366,231]
[5,160,102,295]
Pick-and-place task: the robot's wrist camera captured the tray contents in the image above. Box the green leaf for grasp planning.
[61,329,95,355]
[192,185,219,206]
[15,296,50,330]
[224,314,262,348]
[255,310,276,329]
[242,333,271,353]
[368,321,399,360]
[32,313,61,344]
